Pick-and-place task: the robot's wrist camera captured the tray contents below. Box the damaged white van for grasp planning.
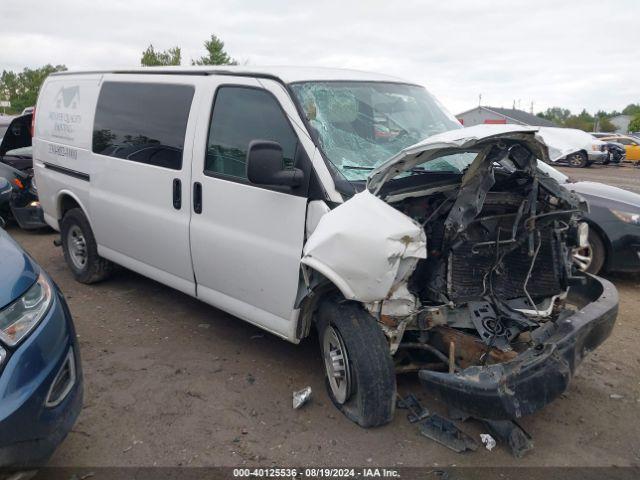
[33,67,617,427]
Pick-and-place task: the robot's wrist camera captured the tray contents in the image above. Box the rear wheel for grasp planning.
[317,299,396,428]
[567,151,588,168]
[60,208,113,284]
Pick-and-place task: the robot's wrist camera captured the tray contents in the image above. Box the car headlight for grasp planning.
[0,273,52,347]
[592,144,604,152]
[611,209,640,225]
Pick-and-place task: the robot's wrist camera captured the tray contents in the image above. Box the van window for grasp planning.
[92,82,194,170]
[205,87,297,179]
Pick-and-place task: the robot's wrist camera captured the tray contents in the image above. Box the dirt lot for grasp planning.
[557,162,640,194]
[6,163,640,468]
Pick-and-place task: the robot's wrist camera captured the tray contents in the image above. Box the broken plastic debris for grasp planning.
[292,386,312,409]
[480,433,496,451]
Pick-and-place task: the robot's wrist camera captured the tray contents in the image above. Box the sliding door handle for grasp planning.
[193,182,202,214]
[172,178,182,209]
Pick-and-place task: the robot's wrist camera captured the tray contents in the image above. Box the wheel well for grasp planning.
[296,281,343,340]
[58,194,81,220]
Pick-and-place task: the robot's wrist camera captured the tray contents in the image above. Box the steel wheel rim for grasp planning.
[323,325,351,404]
[573,245,593,271]
[67,225,88,270]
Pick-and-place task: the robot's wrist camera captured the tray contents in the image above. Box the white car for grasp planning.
[32,66,617,426]
[537,127,609,167]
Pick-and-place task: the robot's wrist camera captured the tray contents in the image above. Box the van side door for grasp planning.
[90,76,202,295]
[189,77,311,340]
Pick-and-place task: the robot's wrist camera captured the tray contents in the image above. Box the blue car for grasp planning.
[0,179,83,467]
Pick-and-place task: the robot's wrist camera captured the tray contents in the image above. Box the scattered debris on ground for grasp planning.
[480,433,496,451]
[293,386,312,409]
[482,419,534,458]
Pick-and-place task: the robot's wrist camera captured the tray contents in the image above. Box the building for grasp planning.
[609,114,632,134]
[456,106,558,128]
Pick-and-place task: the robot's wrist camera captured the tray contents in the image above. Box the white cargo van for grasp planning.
[34,66,617,426]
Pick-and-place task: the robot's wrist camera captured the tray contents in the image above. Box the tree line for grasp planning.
[140,34,236,67]
[537,105,640,133]
[1,35,638,133]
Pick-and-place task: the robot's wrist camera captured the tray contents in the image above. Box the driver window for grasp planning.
[205,86,298,179]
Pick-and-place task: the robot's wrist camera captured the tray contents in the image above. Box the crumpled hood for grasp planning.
[367,124,565,193]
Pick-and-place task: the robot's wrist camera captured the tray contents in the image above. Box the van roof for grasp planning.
[51,65,413,85]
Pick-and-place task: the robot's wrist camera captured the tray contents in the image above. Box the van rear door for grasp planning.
[89,76,201,295]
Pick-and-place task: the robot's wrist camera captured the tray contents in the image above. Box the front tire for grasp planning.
[317,299,396,428]
[60,208,113,284]
[574,229,606,274]
[567,151,588,168]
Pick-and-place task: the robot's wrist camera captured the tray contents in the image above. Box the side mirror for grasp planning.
[246,140,304,188]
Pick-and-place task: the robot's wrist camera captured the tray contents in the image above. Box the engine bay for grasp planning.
[383,142,588,371]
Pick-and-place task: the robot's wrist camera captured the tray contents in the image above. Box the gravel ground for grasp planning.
[5,163,640,468]
[556,162,640,194]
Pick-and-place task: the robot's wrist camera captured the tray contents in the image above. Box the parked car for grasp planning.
[538,127,609,167]
[33,67,617,426]
[537,162,640,274]
[0,183,83,467]
[0,113,33,169]
[0,116,15,143]
[1,146,33,172]
[0,161,45,229]
[591,132,620,139]
[600,135,640,162]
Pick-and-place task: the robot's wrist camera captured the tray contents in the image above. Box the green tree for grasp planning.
[629,115,640,133]
[564,109,595,132]
[536,107,571,125]
[0,64,67,114]
[192,34,236,66]
[597,116,616,132]
[622,104,640,116]
[141,44,181,66]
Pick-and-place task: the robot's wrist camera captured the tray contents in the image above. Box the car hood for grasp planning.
[0,229,39,309]
[367,124,566,193]
[566,181,640,211]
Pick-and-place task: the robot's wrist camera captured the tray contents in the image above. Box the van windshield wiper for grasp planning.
[342,165,375,171]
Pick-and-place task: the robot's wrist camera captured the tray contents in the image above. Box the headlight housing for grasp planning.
[611,209,640,225]
[0,273,52,347]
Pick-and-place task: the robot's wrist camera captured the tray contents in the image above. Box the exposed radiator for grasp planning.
[448,229,563,302]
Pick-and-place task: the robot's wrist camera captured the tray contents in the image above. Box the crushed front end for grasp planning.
[366,126,619,420]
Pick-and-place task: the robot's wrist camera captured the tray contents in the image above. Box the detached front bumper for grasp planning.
[11,202,47,230]
[419,274,618,420]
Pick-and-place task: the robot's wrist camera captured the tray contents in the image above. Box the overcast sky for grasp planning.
[2,0,638,115]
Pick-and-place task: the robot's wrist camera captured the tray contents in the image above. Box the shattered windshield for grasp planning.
[290,81,461,181]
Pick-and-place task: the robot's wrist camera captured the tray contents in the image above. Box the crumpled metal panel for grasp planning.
[367,124,565,193]
[301,190,426,302]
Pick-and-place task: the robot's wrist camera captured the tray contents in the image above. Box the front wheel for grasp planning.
[317,299,396,428]
[567,151,588,168]
[573,229,606,274]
